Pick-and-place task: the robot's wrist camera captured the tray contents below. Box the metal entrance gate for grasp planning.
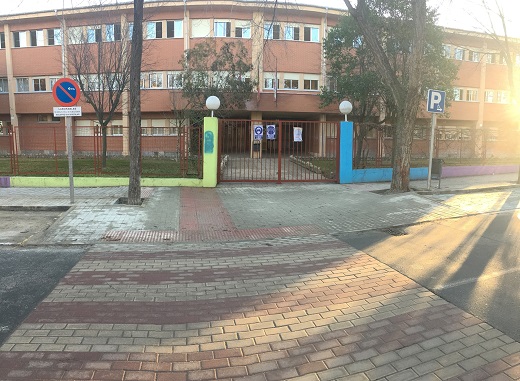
[218,120,339,183]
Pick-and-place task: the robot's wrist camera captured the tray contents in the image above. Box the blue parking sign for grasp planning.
[427,89,446,113]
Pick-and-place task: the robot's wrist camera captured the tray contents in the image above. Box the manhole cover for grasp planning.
[379,227,408,236]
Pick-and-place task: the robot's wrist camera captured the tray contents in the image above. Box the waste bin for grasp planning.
[431,158,443,187]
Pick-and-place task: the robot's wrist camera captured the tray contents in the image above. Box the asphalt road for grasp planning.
[0,247,85,345]
[338,210,520,341]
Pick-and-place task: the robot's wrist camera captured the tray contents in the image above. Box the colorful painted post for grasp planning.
[202,116,218,187]
[339,121,354,184]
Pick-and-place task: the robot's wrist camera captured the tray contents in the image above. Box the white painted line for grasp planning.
[433,266,520,291]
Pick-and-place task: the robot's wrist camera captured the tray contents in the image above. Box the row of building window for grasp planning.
[0,72,322,93]
[0,19,320,49]
[443,44,520,65]
[453,87,510,103]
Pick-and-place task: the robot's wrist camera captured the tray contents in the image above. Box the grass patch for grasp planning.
[0,156,202,178]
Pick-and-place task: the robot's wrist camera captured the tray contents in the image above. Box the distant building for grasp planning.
[0,0,517,159]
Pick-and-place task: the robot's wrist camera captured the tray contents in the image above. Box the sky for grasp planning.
[2,0,520,38]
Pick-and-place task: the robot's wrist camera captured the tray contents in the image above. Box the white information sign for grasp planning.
[293,127,302,142]
[53,107,82,117]
[253,125,263,140]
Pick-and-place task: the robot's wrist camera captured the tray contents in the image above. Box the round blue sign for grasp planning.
[254,126,263,135]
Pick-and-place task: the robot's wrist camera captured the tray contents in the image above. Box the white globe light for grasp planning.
[206,96,221,111]
[339,100,353,121]
[339,100,353,115]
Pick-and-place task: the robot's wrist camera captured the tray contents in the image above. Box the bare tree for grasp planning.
[66,6,131,168]
[343,0,428,192]
[127,0,143,205]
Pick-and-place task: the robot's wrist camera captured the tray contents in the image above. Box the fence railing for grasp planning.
[353,125,520,168]
[0,125,203,178]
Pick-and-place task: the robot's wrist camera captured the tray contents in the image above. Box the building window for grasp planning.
[453,47,464,60]
[284,79,299,90]
[33,78,47,92]
[140,73,146,89]
[106,24,121,41]
[496,90,509,103]
[47,28,62,45]
[68,27,84,44]
[470,51,479,62]
[16,78,29,92]
[149,72,163,88]
[13,31,27,48]
[0,32,5,49]
[442,44,450,58]
[0,78,8,93]
[29,30,44,46]
[453,88,463,101]
[166,20,182,38]
[466,89,478,102]
[304,26,319,42]
[214,21,231,37]
[167,72,183,88]
[128,23,134,39]
[264,77,278,90]
[264,23,280,40]
[87,26,102,43]
[484,90,494,103]
[50,77,60,90]
[235,21,250,38]
[147,21,162,39]
[304,79,319,90]
[285,25,300,41]
[325,76,337,92]
[486,53,495,64]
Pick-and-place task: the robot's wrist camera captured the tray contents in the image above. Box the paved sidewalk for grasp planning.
[0,174,518,380]
[1,236,520,380]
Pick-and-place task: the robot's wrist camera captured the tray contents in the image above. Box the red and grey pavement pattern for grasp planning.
[1,236,519,381]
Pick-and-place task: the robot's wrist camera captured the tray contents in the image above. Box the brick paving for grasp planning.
[1,237,519,380]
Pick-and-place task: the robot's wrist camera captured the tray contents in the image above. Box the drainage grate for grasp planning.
[379,227,408,236]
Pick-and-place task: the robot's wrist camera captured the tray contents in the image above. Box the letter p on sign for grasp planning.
[427,89,446,113]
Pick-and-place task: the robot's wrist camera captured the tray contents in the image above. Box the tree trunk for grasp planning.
[102,126,107,169]
[127,0,143,205]
[390,113,414,192]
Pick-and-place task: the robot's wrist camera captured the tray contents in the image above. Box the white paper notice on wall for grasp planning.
[293,127,302,142]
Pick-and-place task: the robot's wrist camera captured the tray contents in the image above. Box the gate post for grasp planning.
[339,121,354,184]
[202,116,218,187]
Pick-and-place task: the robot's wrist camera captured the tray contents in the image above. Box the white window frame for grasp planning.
[68,26,84,44]
[13,31,27,48]
[484,90,494,103]
[32,78,47,92]
[235,21,251,39]
[466,89,478,102]
[30,30,44,47]
[48,28,62,45]
[166,20,182,38]
[283,76,299,90]
[496,90,509,103]
[214,21,231,37]
[304,26,319,42]
[454,47,464,60]
[16,78,29,92]
[453,88,463,101]
[191,19,211,38]
[105,24,121,42]
[167,72,183,89]
[264,23,281,40]
[149,72,163,88]
[146,21,162,39]
[87,26,102,43]
[0,78,8,93]
[285,25,300,41]
[470,51,479,62]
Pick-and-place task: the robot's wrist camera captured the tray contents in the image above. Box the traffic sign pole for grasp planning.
[52,78,81,204]
[427,113,437,190]
[66,116,74,204]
